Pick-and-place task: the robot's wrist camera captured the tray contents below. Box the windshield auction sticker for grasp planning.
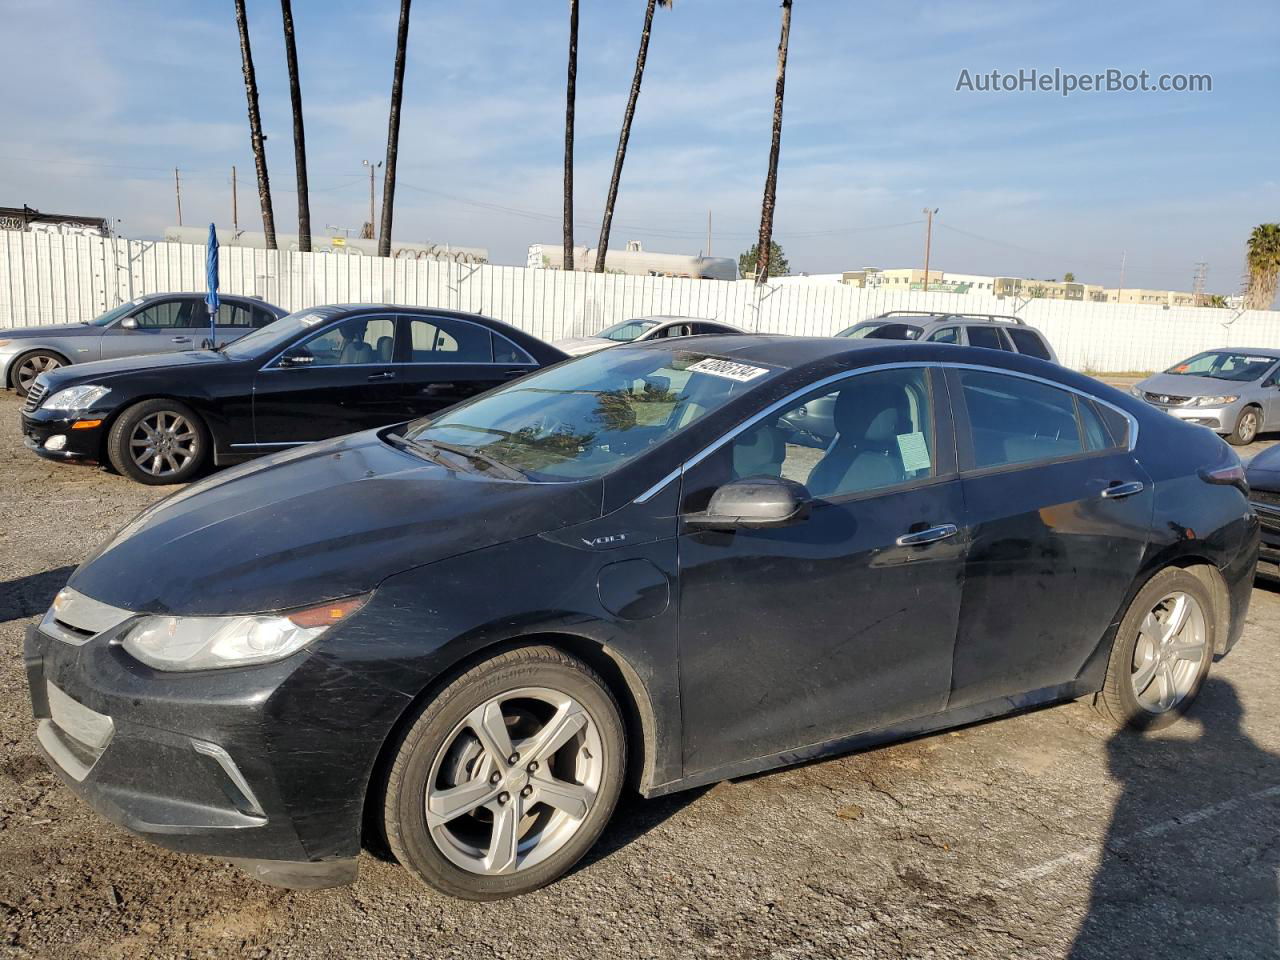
[687,358,770,382]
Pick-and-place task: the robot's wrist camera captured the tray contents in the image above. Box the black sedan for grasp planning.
[26,337,1258,899]
[19,305,566,484]
[1246,445,1280,579]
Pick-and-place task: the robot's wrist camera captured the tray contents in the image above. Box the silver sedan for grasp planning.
[1133,347,1280,445]
[554,315,742,357]
[0,293,285,395]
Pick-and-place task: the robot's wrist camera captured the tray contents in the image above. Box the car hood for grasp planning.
[39,349,232,389]
[1136,372,1255,398]
[67,430,601,616]
[1246,444,1280,492]
[553,337,612,356]
[1,323,99,339]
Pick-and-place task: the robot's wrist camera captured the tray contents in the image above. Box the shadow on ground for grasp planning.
[0,564,75,624]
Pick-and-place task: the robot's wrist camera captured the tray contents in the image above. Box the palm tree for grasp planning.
[379,0,413,258]
[1246,223,1280,310]
[234,0,277,249]
[594,0,671,273]
[280,0,310,252]
[754,0,792,285]
[563,0,579,271]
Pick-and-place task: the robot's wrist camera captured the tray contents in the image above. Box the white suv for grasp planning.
[836,311,1058,364]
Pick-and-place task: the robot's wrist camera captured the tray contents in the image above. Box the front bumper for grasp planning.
[20,408,108,462]
[1145,402,1240,433]
[23,613,403,888]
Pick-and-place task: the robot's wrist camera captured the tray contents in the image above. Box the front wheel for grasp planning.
[1227,405,1261,446]
[1093,567,1215,731]
[106,399,210,485]
[12,350,66,396]
[382,645,625,900]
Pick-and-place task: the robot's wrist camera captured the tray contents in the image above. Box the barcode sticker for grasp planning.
[687,358,770,382]
[897,432,932,474]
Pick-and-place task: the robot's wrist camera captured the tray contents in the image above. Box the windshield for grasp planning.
[1165,351,1278,382]
[596,319,659,343]
[401,347,779,481]
[835,321,923,341]
[87,300,143,327]
[220,309,335,359]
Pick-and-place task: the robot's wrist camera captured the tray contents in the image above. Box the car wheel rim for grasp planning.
[1131,591,1208,714]
[129,411,198,477]
[17,355,62,391]
[1240,411,1258,442]
[425,687,603,876]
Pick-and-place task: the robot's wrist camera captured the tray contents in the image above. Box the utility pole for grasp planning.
[174,168,183,226]
[707,209,712,258]
[362,159,381,239]
[921,207,937,293]
[231,166,239,236]
[1192,260,1208,306]
[1117,250,1127,302]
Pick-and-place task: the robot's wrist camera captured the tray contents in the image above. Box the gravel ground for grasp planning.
[2,390,1279,960]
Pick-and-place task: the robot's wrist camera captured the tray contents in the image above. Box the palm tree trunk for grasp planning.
[563,0,579,272]
[594,0,666,273]
[234,0,276,250]
[280,0,310,252]
[379,0,412,258]
[755,0,792,284]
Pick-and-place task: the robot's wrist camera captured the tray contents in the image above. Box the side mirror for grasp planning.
[119,316,138,330]
[278,348,314,367]
[685,476,811,530]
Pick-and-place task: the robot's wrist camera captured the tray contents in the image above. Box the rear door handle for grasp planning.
[895,523,959,547]
[367,370,397,381]
[503,368,529,379]
[1100,481,1145,499]
[171,336,190,343]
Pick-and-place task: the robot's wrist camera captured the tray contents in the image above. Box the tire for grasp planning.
[1227,405,1261,446]
[106,399,210,485]
[1093,567,1216,731]
[11,350,67,396]
[383,645,625,900]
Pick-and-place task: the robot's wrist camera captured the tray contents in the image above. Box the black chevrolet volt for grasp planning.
[26,337,1258,899]
[18,304,565,484]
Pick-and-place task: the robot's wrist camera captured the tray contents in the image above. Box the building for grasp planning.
[529,241,737,281]
[1,205,108,237]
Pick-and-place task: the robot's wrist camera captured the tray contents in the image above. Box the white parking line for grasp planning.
[1001,782,1280,887]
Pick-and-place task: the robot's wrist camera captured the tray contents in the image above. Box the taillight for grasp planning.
[1199,461,1248,495]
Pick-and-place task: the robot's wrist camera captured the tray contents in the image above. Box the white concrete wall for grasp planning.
[2,231,1276,373]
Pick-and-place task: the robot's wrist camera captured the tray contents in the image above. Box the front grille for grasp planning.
[1144,391,1190,406]
[1253,488,1280,509]
[22,381,47,413]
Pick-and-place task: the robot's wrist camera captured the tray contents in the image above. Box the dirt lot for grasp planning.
[2,390,1279,960]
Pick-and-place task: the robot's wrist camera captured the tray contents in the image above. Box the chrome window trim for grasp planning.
[260,311,534,370]
[632,360,1140,505]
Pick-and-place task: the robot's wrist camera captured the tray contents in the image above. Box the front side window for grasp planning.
[402,348,779,481]
[836,321,923,340]
[293,316,396,366]
[1166,351,1278,382]
[132,299,197,329]
[959,370,1086,468]
[691,368,936,502]
[927,326,959,344]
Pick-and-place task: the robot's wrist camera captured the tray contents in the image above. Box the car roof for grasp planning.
[866,311,1028,327]
[1186,346,1280,358]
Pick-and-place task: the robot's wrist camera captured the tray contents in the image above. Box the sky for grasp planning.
[4,0,1278,294]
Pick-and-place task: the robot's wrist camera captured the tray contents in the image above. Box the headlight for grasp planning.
[1190,395,1239,407]
[1130,385,1145,398]
[0,339,11,348]
[120,594,369,670]
[43,384,111,411]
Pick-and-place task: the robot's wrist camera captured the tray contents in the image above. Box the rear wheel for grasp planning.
[12,350,66,396]
[106,399,209,485]
[383,645,625,900]
[1228,405,1261,446]
[1094,567,1215,730]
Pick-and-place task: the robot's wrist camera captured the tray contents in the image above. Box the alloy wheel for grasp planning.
[1130,591,1208,714]
[425,687,603,876]
[17,354,62,392]
[1238,409,1259,443]
[129,411,199,478]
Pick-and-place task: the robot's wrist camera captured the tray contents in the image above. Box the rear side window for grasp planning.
[965,326,1009,351]
[406,317,492,363]
[1091,400,1131,449]
[492,333,534,365]
[958,370,1084,468]
[1007,328,1052,360]
[214,302,252,327]
[252,307,278,328]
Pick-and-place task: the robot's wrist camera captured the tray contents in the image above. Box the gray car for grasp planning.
[554,315,743,356]
[1132,348,1280,445]
[0,293,286,395]
[836,311,1060,363]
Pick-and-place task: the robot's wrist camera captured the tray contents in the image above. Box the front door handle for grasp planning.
[1100,480,1145,500]
[171,336,190,343]
[895,523,959,547]
[424,382,457,394]
[367,370,397,381]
